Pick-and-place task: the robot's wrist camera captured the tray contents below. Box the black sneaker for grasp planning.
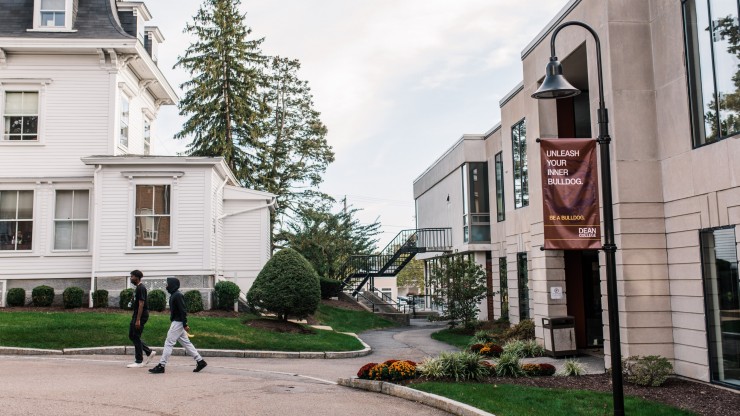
[193,360,207,373]
[149,364,165,374]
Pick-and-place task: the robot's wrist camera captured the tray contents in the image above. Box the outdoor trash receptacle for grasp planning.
[542,316,576,357]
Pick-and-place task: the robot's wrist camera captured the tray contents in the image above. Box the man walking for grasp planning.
[127,270,155,368]
[149,277,207,374]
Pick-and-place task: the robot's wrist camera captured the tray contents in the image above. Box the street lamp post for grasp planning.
[531,21,625,416]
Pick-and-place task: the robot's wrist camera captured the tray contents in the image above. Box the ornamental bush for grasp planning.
[495,352,525,377]
[418,351,489,381]
[6,288,25,307]
[623,355,673,387]
[184,290,204,313]
[92,290,108,308]
[557,358,586,376]
[32,285,55,307]
[214,281,241,310]
[537,363,557,376]
[387,360,417,381]
[247,248,321,320]
[119,288,134,310]
[479,342,503,358]
[148,289,167,312]
[319,277,342,299]
[502,319,535,341]
[357,362,378,379]
[62,287,85,309]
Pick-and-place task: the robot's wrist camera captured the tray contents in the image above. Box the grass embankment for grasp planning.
[313,303,396,333]
[430,328,474,349]
[0,303,393,352]
[410,382,695,416]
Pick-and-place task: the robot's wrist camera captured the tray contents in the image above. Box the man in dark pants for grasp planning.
[149,277,206,374]
[127,270,156,368]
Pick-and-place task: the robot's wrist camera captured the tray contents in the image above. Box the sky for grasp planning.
[146,0,569,249]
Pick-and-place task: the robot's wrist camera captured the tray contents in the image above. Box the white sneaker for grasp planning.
[145,351,157,365]
[127,362,144,368]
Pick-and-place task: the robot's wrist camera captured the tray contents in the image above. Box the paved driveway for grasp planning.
[0,320,456,416]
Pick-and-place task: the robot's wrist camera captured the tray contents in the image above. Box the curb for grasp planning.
[0,333,372,359]
[337,378,495,416]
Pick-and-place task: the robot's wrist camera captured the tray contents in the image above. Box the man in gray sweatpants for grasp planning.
[149,277,207,374]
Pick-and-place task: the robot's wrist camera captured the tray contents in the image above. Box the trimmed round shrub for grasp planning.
[184,290,204,313]
[214,281,241,310]
[247,248,321,320]
[92,290,109,308]
[32,285,55,307]
[62,286,85,309]
[537,363,557,376]
[6,288,25,307]
[319,277,342,299]
[148,289,167,312]
[119,288,134,310]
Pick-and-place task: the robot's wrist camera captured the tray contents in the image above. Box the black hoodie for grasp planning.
[166,277,187,326]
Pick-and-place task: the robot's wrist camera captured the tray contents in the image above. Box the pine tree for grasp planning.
[254,56,335,228]
[174,0,266,181]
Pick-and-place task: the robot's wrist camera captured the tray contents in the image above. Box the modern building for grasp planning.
[0,0,274,308]
[414,0,740,389]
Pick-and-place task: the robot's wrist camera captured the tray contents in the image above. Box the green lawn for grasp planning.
[410,382,695,416]
[431,328,473,349]
[312,303,397,333]
[0,311,363,351]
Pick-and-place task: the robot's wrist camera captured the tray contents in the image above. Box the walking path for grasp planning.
[0,318,605,415]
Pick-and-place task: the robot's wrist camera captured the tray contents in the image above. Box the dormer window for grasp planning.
[31,0,75,31]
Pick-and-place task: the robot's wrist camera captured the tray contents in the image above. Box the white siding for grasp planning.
[221,199,270,293]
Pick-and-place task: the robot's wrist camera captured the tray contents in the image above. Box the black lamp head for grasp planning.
[532,56,581,99]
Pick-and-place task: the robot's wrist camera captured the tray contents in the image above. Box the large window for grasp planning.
[40,0,65,27]
[499,256,509,320]
[511,119,528,208]
[135,185,171,247]
[461,162,490,243]
[701,227,740,388]
[683,0,740,146]
[3,92,39,141]
[517,252,529,320]
[119,94,129,149]
[54,190,89,250]
[495,152,505,222]
[0,191,33,251]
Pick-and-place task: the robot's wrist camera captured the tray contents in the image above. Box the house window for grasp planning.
[3,92,39,141]
[700,226,740,388]
[54,190,89,250]
[0,191,34,251]
[499,257,509,320]
[143,119,151,155]
[120,94,129,149]
[683,0,740,146]
[135,185,170,247]
[461,162,490,243]
[40,0,66,27]
[517,252,529,320]
[511,119,528,208]
[495,152,505,222]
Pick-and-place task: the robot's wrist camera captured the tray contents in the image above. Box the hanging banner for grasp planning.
[540,138,601,250]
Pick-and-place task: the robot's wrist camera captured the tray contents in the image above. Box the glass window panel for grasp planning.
[73,190,89,219]
[23,117,38,135]
[54,221,72,250]
[16,221,32,250]
[710,0,740,138]
[153,216,171,246]
[5,93,23,114]
[42,0,66,9]
[17,191,33,219]
[6,117,22,134]
[21,92,38,114]
[495,152,505,222]
[499,257,509,320]
[54,12,65,26]
[135,186,154,215]
[517,252,530,320]
[0,221,15,250]
[701,227,740,387]
[0,191,18,220]
[55,191,73,219]
[72,221,88,250]
[153,185,170,215]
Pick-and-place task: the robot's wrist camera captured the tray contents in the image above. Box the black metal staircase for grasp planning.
[335,228,451,297]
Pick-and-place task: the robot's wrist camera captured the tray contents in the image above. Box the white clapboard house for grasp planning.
[0,0,274,308]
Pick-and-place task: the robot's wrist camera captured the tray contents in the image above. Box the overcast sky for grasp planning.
[146,0,569,248]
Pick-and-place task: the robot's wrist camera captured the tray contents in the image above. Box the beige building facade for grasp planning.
[414,0,740,388]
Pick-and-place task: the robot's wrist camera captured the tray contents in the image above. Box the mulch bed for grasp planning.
[487,374,739,416]
[246,318,314,335]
